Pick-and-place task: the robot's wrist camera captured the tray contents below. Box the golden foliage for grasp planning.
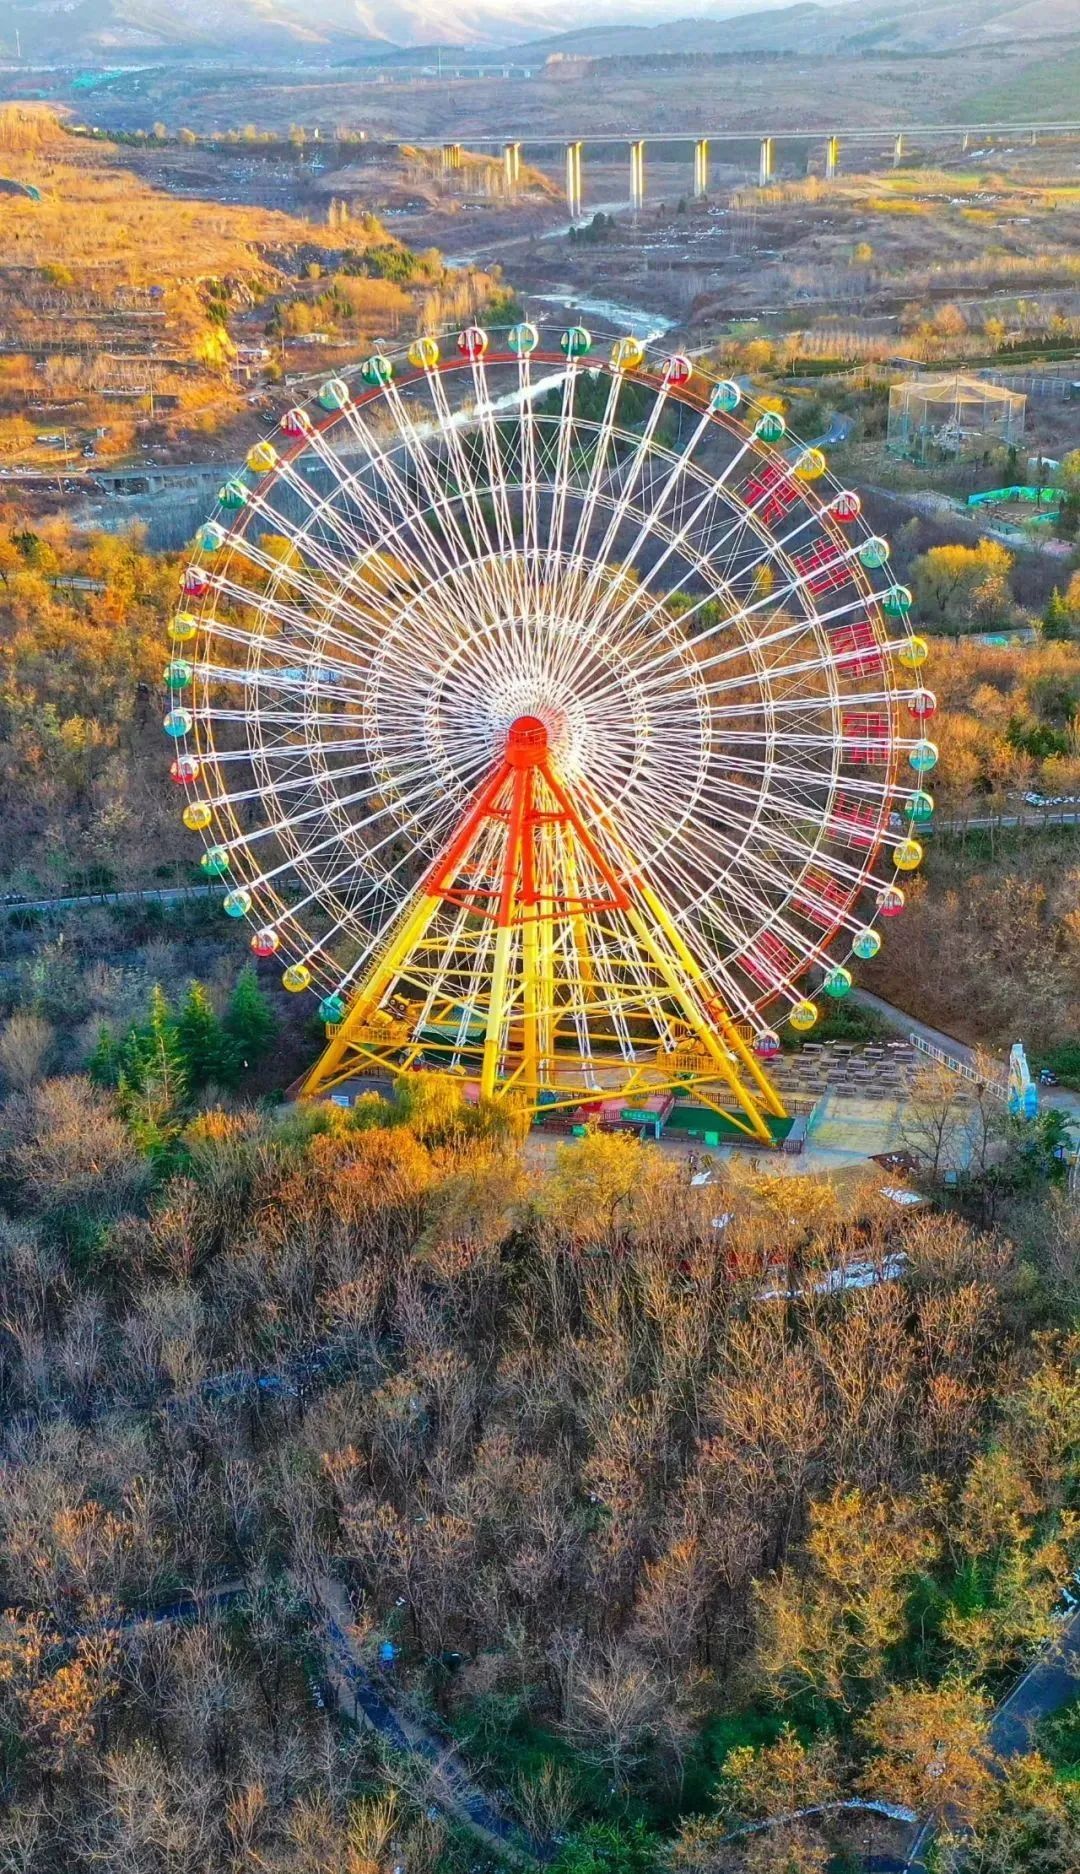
[859,1677,995,1825]
[717,1725,838,1821]
[756,1489,938,1707]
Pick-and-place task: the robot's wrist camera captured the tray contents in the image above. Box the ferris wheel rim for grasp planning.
[164,321,935,1040]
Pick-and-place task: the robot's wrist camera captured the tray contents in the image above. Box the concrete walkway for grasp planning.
[310,1571,545,1865]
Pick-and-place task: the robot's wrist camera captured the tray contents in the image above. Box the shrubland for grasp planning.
[0,1049,1076,1871]
[0,518,187,894]
[852,624,1080,1062]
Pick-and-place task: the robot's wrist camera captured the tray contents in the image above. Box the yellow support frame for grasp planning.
[298,723,787,1144]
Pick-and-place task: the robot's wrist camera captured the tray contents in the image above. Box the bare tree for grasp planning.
[0,1015,54,1093]
[900,1062,971,1179]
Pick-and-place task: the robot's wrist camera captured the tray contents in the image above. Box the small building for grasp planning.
[887,374,1025,464]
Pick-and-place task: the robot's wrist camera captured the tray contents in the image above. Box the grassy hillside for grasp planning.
[958,45,1080,121]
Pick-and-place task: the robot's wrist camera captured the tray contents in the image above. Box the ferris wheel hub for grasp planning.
[505,713,550,766]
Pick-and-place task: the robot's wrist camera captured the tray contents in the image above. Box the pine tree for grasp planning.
[222,966,277,1077]
[112,986,188,1163]
[1043,587,1072,641]
[86,1023,120,1088]
[123,985,188,1111]
[175,981,231,1091]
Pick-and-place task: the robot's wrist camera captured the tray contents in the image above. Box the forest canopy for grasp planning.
[0,1062,1077,1874]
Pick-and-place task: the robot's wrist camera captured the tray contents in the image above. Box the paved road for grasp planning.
[935,810,1080,835]
[853,987,1080,1137]
[1,882,225,915]
[851,987,986,1069]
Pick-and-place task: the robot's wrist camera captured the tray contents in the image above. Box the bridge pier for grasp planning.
[630,138,645,212]
[503,140,521,192]
[693,137,709,198]
[565,140,583,220]
[759,136,774,187]
[893,132,904,167]
[825,135,840,180]
[441,142,462,175]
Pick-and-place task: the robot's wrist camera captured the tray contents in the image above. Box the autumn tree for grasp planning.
[0,1013,54,1092]
[743,1827,829,1874]
[965,1751,1080,1873]
[535,1129,671,1245]
[715,1725,838,1821]
[911,539,1015,634]
[0,1075,151,1238]
[859,1677,996,1827]
[755,1488,937,1709]
[899,1061,973,1178]
[554,1637,680,1789]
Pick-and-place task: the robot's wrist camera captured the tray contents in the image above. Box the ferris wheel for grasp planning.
[163,323,937,1143]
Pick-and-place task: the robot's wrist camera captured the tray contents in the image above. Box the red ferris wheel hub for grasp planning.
[505,714,550,767]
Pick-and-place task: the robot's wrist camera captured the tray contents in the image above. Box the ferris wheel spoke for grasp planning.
[611,520,890,702]
[244,463,467,644]
[570,375,678,622]
[207,541,388,653]
[578,451,851,672]
[584,399,720,626]
[418,367,524,627]
[249,457,436,599]
[629,585,891,702]
[366,585,526,708]
[170,329,929,1073]
[690,749,908,806]
[585,429,781,651]
[677,785,880,909]
[195,615,374,687]
[308,399,477,596]
[466,351,524,587]
[289,416,511,654]
[543,356,583,576]
[380,372,505,588]
[642,831,837,1005]
[562,370,624,586]
[707,683,898,721]
[515,348,542,616]
[239,777,475,958]
[595,502,836,673]
[202,752,466,867]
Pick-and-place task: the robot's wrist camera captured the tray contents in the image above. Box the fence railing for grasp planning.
[908,1031,1008,1099]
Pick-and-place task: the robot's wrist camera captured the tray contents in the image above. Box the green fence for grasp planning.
[967,484,1065,507]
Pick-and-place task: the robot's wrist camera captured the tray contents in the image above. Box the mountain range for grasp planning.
[0,0,1077,60]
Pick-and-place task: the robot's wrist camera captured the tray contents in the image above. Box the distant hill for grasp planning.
[526,0,1080,59]
[0,0,1076,64]
[0,0,836,63]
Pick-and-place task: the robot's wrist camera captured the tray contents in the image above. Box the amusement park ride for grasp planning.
[163,325,938,1146]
